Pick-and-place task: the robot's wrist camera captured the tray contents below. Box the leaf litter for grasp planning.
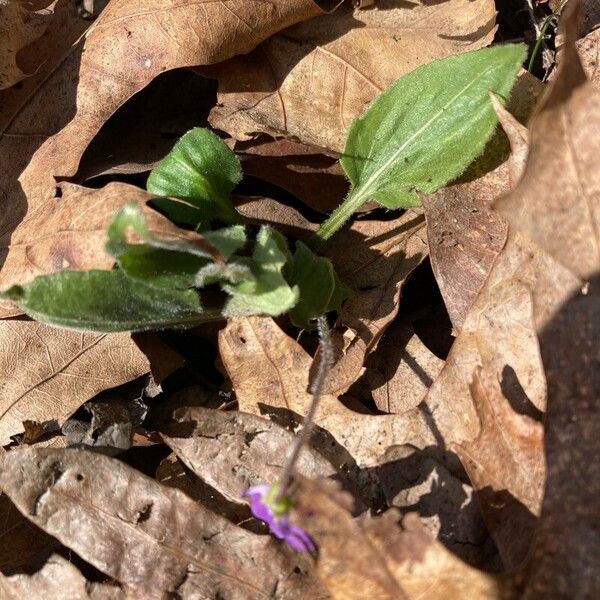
[0,0,598,598]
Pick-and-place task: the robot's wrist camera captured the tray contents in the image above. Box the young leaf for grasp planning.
[287,242,352,329]
[223,227,299,317]
[106,203,246,289]
[2,270,213,332]
[146,128,243,225]
[315,44,527,241]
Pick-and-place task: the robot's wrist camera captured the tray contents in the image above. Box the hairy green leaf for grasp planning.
[2,270,211,332]
[287,242,351,329]
[147,128,242,225]
[316,44,526,240]
[223,227,299,317]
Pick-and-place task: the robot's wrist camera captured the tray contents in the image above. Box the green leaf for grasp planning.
[2,270,212,332]
[316,44,526,241]
[223,226,299,317]
[287,242,351,329]
[106,203,246,289]
[146,128,242,225]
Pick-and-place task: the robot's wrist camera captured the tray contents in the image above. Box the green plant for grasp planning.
[2,44,525,332]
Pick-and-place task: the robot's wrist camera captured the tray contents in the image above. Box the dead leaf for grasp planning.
[0,0,54,90]
[322,211,428,395]
[0,553,126,600]
[160,406,337,505]
[0,447,327,599]
[0,182,210,317]
[452,369,544,569]
[577,27,599,87]
[290,477,503,600]
[207,0,497,151]
[358,319,444,414]
[220,316,435,467]
[496,15,600,281]
[0,321,150,446]
[0,0,90,131]
[0,491,58,575]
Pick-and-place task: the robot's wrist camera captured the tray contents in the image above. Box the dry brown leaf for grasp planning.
[452,369,544,569]
[322,211,428,395]
[0,0,54,90]
[0,447,327,599]
[0,321,150,446]
[0,182,209,317]
[496,17,600,281]
[290,477,503,600]
[220,316,435,467]
[207,0,497,151]
[0,0,90,131]
[360,319,444,414]
[0,553,126,600]
[577,27,599,87]
[161,406,337,505]
[0,491,58,575]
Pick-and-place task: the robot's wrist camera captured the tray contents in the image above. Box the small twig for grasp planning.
[276,315,334,500]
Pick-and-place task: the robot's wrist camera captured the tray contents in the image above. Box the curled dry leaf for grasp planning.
[0,0,54,90]
[220,316,435,467]
[452,369,544,569]
[0,553,126,600]
[576,28,599,87]
[207,0,497,151]
[160,406,337,505]
[0,447,327,599]
[0,182,207,317]
[0,321,150,446]
[290,477,503,600]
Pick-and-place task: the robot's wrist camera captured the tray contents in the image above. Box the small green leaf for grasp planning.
[106,203,246,289]
[316,44,526,241]
[223,226,299,317]
[287,242,351,329]
[147,128,242,225]
[2,270,212,332]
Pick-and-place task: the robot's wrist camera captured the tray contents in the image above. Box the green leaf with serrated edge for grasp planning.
[147,128,242,225]
[1,270,212,332]
[106,203,246,289]
[223,226,299,317]
[287,242,351,329]
[316,44,526,241]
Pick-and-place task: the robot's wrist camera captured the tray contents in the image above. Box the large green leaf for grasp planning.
[106,203,246,289]
[223,227,299,317]
[287,242,351,329]
[2,270,211,332]
[316,44,526,241]
[146,128,242,225]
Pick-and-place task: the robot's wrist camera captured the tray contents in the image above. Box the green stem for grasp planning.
[312,189,368,244]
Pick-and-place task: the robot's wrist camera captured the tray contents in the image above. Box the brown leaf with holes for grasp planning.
[161,406,337,504]
[452,369,544,569]
[207,0,497,151]
[0,321,150,446]
[220,316,435,467]
[0,0,54,90]
[0,553,126,600]
[290,477,504,600]
[0,447,327,599]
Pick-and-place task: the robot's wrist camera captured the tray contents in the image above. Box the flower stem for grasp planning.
[276,315,334,500]
[312,189,367,244]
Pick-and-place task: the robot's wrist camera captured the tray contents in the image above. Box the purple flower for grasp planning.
[244,484,316,552]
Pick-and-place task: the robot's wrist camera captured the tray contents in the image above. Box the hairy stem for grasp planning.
[276,315,334,500]
[312,189,367,244]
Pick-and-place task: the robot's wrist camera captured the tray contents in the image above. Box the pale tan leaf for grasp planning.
[208,0,497,151]
[0,447,327,599]
[0,0,54,90]
[219,316,435,467]
[0,321,150,446]
[0,553,127,600]
[291,477,503,600]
